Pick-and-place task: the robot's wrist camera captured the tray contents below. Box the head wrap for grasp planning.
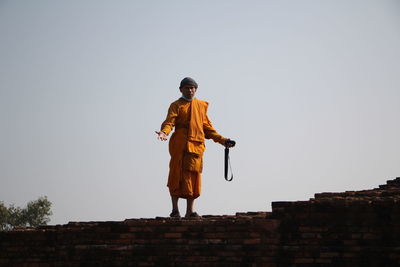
[179,77,198,89]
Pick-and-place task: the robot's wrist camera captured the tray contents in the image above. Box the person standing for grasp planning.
[156,77,235,218]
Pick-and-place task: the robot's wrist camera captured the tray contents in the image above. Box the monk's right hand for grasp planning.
[155,131,168,141]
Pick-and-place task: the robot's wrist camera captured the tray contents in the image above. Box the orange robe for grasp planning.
[160,98,227,199]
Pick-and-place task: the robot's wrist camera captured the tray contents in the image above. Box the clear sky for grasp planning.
[1,0,399,225]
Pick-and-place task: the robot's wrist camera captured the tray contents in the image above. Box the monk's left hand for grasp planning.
[225,139,236,148]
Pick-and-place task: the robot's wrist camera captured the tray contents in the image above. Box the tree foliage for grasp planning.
[0,196,52,231]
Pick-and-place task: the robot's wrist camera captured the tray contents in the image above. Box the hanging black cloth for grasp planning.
[224,140,236,181]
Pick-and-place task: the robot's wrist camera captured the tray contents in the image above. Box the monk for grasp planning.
[156,77,235,218]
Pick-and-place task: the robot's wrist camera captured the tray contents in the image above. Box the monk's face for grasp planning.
[180,85,197,99]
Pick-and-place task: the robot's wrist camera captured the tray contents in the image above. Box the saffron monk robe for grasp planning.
[155,77,235,218]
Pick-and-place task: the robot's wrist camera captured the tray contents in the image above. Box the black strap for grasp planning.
[224,147,233,181]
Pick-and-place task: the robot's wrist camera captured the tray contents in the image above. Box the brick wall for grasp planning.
[1,177,400,266]
[272,177,400,266]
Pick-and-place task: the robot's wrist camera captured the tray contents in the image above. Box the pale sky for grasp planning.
[1,0,399,225]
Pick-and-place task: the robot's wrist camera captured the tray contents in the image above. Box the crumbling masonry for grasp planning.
[1,177,400,266]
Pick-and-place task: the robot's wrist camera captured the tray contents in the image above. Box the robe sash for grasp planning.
[187,99,206,155]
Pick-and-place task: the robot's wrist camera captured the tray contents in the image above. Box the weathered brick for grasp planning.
[243,238,261,245]
[315,258,332,264]
[363,233,379,239]
[169,226,188,232]
[204,233,225,239]
[301,233,316,239]
[119,233,136,239]
[320,252,340,258]
[164,233,182,238]
[294,258,314,263]
[343,252,357,258]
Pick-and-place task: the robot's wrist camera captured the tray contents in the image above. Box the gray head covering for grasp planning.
[179,77,198,88]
